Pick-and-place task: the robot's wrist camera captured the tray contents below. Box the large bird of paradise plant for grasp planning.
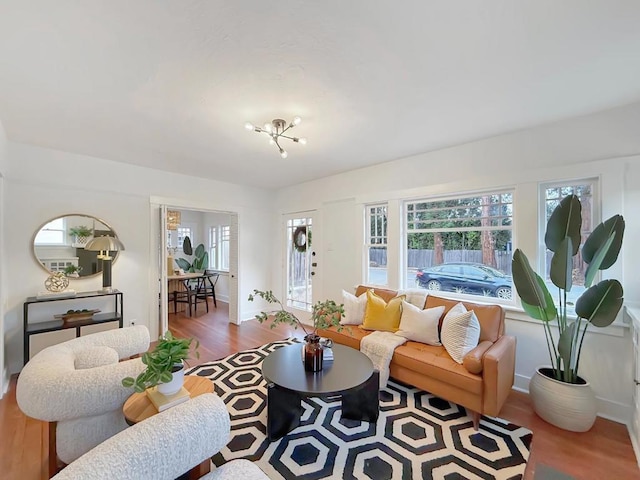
[512,194,625,384]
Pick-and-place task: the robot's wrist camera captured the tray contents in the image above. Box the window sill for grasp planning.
[504,304,630,338]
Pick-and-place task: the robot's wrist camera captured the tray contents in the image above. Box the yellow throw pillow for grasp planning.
[361,290,406,332]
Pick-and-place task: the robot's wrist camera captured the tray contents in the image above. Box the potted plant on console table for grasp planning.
[122,331,199,396]
[248,289,345,372]
[511,194,625,432]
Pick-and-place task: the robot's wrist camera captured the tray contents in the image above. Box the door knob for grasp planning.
[311,271,315,276]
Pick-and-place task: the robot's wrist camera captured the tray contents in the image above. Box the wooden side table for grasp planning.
[123,376,214,479]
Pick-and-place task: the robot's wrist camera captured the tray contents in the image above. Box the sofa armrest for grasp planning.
[462,341,494,374]
[52,393,231,480]
[482,335,516,417]
[18,358,145,421]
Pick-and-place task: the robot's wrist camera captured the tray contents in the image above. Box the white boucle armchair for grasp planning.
[51,393,268,480]
[16,325,150,477]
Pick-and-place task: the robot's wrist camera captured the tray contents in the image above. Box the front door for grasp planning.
[283,212,318,318]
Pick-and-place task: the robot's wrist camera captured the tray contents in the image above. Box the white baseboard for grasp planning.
[629,425,640,467]
[1,366,9,399]
[513,373,631,425]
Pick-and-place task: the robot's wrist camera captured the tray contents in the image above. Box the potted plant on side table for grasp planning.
[248,289,345,372]
[511,194,625,432]
[122,331,199,396]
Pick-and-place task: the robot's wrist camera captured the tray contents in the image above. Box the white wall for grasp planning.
[3,142,275,375]
[274,101,640,424]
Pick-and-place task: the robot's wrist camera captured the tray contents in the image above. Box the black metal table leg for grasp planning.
[342,370,380,422]
[266,383,303,441]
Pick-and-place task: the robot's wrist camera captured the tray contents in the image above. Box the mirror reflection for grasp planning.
[33,214,119,278]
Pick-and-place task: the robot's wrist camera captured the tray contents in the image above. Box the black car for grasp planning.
[415,262,512,299]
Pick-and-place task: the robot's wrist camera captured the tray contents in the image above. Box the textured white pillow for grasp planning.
[395,302,445,345]
[341,290,368,325]
[441,310,481,364]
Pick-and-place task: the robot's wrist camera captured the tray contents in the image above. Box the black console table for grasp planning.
[23,290,123,365]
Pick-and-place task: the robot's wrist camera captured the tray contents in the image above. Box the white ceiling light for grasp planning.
[245,117,307,158]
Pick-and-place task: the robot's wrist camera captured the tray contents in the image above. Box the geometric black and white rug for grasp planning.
[187,339,532,480]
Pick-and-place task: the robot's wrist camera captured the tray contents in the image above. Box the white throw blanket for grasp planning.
[360,331,407,388]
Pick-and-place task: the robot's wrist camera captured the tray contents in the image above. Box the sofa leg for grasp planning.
[470,411,481,430]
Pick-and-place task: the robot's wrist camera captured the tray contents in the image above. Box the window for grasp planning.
[366,204,387,285]
[34,218,66,245]
[167,227,192,249]
[405,191,513,300]
[542,179,597,305]
[208,225,230,271]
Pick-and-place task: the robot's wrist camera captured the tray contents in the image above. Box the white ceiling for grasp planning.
[1,1,639,189]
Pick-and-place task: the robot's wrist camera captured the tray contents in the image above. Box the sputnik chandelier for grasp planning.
[244,116,307,158]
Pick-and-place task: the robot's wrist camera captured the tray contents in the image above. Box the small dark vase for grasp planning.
[304,334,324,372]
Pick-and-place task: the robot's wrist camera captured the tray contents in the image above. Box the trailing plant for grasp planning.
[512,194,625,384]
[68,225,93,238]
[122,331,200,393]
[63,265,82,276]
[175,236,209,272]
[248,289,345,338]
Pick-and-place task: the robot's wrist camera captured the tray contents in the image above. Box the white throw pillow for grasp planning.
[341,290,368,325]
[395,302,445,345]
[396,288,428,309]
[441,308,481,364]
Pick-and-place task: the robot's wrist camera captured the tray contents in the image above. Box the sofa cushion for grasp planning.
[425,295,504,342]
[341,289,368,325]
[319,324,368,350]
[361,290,405,332]
[395,302,444,345]
[392,342,482,395]
[441,310,481,364]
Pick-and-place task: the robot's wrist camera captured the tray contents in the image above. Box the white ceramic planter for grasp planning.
[157,364,185,396]
[529,366,597,432]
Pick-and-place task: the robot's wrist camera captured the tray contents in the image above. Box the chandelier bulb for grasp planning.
[264,123,273,133]
[280,148,288,159]
[269,138,276,145]
[244,122,254,131]
[298,137,307,145]
[292,116,302,126]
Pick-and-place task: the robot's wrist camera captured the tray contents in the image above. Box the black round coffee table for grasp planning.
[262,343,379,440]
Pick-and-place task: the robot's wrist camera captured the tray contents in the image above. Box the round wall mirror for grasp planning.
[33,214,120,279]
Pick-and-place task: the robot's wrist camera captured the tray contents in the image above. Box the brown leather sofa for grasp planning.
[318,286,516,428]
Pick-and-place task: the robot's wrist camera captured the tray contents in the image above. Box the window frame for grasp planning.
[402,189,514,303]
[539,177,600,307]
[364,203,388,286]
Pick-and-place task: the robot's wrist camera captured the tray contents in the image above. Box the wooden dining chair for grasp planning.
[196,270,219,309]
[173,277,207,316]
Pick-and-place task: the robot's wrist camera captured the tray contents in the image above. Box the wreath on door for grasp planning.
[292,226,312,253]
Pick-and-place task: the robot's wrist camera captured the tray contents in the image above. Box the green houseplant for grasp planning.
[63,264,82,277]
[248,289,346,371]
[511,194,624,431]
[175,236,208,273]
[122,331,199,394]
[69,225,93,245]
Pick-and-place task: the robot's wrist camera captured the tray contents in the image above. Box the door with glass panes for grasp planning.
[283,212,318,318]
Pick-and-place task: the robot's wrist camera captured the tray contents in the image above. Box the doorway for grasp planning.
[157,204,239,336]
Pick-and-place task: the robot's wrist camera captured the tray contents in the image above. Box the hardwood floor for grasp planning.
[1,300,638,479]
